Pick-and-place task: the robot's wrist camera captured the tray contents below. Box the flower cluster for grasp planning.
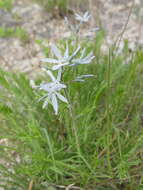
[64,11,99,40]
[41,43,81,70]
[42,44,95,70]
[31,11,97,115]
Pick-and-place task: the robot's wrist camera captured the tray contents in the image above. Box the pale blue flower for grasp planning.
[42,43,95,70]
[75,11,91,23]
[38,69,68,115]
[41,43,80,70]
[83,27,100,39]
[70,49,95,66]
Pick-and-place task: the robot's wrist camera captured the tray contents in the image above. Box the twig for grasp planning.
[66,184,75,190]
[51,183,82,190]
[113,0,135,54]
[28,180,34,190]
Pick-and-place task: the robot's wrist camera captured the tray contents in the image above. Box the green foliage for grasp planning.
[34,0,69,16]
[0,35,143,190]
[0,0,14,11]
[0,27,29,43]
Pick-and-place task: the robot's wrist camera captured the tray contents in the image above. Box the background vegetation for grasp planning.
[35,0,69,15]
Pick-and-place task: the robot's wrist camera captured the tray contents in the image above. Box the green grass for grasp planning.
[0,27,30,43]
[0,34,143,190]
[0,0,14,11]
[34,0,69,16]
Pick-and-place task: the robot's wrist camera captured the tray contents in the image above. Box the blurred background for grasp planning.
[0,0,143,76]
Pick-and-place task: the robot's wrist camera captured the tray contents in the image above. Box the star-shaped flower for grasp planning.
[75,11,91,23]
[41,44,95,70]
[41,43,80,70]
[37,69,68,115]
[70,48,95,66]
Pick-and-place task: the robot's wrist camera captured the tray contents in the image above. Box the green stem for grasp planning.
[106,48,112,176]
[64,89,93,172]
[64,89,80,153]
[41,128,58,181]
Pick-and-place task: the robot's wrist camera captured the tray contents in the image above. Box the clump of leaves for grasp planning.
[0,27,29,43]
[35,0,69,17]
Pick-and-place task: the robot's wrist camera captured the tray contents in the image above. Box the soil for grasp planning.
[0,0,142,77]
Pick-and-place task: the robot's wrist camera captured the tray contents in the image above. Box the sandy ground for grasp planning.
[0,0,142,77]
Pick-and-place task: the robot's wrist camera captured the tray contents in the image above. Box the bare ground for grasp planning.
[0,0,142,77]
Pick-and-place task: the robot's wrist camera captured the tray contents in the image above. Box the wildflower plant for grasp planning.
[64,11,99,42]
[34,43,95,115]
[1,8,143,190]
[32,11,97,115]
[31,11,97,170]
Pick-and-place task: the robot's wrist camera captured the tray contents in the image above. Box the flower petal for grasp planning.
[90,27,100,32]
[80,48,86,59]
[64,16,69,25]
[75,13,82,21]
[42,98,49,109]
[84,11,89,18]
[83,51,94,60]
[52,63,69,70]
[73,78,85,82]
[64,41,69,59]
[80,74,94,78]
[58,83,67,89]
[57,68,62,81]
[51,94,58,115]
[46,70,56,81]
[56,92,68,103]
[30,80,37,89]
[38,94,48,102]
[41,58,61,64]
[75,12,90,22]
[84,11,91,21]
[51,44,62,59]
[69,46,81,60]
[81,56,95,64]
